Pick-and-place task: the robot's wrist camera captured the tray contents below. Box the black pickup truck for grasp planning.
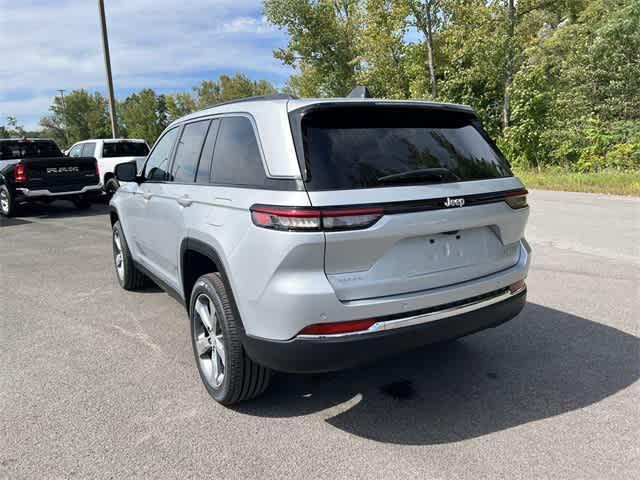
[0,138,102,217]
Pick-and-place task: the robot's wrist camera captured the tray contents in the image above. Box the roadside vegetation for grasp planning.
[1,0,638,196]
[515,168,640,196]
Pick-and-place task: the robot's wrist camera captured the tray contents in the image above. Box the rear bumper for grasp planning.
[242,287,527,373]
[16,184,103,200]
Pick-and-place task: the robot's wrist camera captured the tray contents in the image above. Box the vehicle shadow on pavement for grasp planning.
[13,200,110,219]
[237,302,639,445]
[0,216,32,227]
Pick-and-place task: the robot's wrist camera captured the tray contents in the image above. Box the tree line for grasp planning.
[2,0,638,172]
[265,0,639,172]
[3,73,276,149]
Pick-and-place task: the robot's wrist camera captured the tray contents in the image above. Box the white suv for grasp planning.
[109,93,531,405]
[67,139,149,194]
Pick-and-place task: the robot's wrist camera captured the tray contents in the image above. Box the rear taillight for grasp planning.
[299,319,376,336]
[250,205,383,232]
[94,160,100,177]
[505,190,528,209]
[321,207,384,230]
[251,206,321,231]
[14,163,27,182]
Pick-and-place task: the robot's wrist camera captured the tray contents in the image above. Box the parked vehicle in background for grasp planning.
[67,139,149,195]
[109,93,531,405]
[0,138,101,216]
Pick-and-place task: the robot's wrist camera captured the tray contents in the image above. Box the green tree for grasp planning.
[408,0,444,98]
[357,0,411,98]
[502,0,640,171]
[265,0,362,96]
[193,73,278,108]
[119,89,169,144]
[166,92,198,122]
[40,90,111,147]
[0,116,26,138]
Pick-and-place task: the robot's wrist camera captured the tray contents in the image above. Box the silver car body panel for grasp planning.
[112,97,531,343]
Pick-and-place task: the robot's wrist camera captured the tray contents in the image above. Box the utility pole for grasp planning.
[57,89,68,146]
[57,89,66,111]
[97,0,118,138]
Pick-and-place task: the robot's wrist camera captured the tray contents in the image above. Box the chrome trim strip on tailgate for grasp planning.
[16,184,103,197]
[297,286,526,339]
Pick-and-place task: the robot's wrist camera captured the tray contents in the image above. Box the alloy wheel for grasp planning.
[193,293,226,388]
[113,230,125,281]
[0,189,9,214]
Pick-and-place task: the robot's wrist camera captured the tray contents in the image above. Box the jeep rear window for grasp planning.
[102,142,149,157]
[298,106,512,190]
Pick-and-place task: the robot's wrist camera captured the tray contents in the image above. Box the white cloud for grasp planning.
[0,0,291,129]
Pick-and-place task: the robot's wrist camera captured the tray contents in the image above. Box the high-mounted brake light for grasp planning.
[505,190,528,209]
[250,205,384,231]
[14,163,27,182]
[299,319,376,336]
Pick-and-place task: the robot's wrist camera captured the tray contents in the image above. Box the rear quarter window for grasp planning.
[211,116,266,186]
[297,106,512,190]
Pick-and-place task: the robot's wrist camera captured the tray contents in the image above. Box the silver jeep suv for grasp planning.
[110,93,530,405]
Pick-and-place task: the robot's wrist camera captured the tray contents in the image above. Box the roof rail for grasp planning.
[202,93,299,111]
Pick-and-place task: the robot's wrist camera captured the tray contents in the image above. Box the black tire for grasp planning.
[105,177,120,196]
[73,196,91,209]
[112,220,146,290]
[0,185,16,217]
[190,273,271,405]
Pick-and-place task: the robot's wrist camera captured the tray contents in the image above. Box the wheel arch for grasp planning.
[109,206,119,226]
[180,238,246,331]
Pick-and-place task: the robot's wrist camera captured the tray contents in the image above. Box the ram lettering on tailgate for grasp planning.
[46,166,80,174]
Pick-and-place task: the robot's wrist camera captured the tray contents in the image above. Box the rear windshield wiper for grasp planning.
[377,168,459,185]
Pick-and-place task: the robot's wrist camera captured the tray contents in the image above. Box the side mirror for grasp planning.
[114,161,139,183]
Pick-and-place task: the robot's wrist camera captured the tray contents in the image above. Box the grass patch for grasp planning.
[513,168,640,196]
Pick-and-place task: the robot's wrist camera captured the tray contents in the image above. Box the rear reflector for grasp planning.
[250,205,383,231]
[509,279,526,293]
[14,163,27,182]
[505,190,528,209]
[299,319,376,336]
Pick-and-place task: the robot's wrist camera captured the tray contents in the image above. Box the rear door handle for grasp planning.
[177,195,193,207]
[143,192,153,201]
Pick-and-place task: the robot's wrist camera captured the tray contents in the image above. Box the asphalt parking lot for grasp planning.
[1,190,638,479]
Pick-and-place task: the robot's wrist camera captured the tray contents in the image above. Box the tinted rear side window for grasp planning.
[170,120,210,183]
[298,107,512,190]
[211,116,265,186]
[102,142,149,157]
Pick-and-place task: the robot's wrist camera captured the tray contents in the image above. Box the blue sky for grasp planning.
[0,0,292,130]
